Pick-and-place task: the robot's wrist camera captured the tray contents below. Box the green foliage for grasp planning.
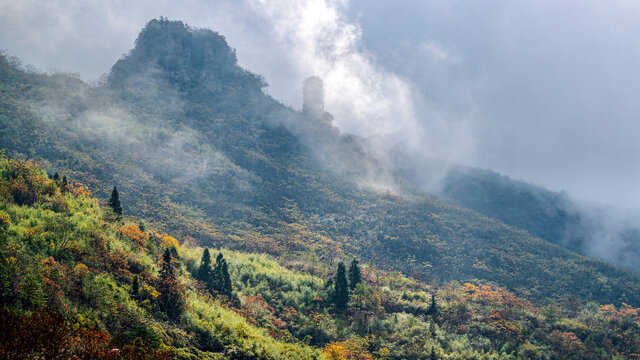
[348,258,361,290]
[157,248,184,320]
[107,185,122,216]
[334,262,349,311]
[197,247,211,283]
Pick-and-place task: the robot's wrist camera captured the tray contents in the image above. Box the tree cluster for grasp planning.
[197,248,233,298]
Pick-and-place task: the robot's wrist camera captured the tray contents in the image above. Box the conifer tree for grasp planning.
[348,258,362,290]
[430,346,437,360]
[429,294,438,321]
[138,221,146,232]
[220,259,232,297]
[61,175,68,193]
[157,248,185,320]
[107,186,123,216]
[52,172,59,181]
[334,262,349,310]
[211,252,232,297]
[131,275,140,299]
[198,248,212,283]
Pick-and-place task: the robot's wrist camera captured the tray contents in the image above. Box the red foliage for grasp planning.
[0,308,173,360]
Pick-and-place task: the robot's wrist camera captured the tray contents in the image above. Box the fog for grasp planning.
[2,0,640,269]
[3,0,639,210]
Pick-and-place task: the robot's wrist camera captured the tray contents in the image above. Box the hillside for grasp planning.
[1,18,640,309]
[2,155,640,359]
[439,166,640,273]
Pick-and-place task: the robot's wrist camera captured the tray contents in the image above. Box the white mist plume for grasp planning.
[247,0,419,140]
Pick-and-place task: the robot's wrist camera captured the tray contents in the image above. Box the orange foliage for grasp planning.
[118,225,149,249]
[324,337,375,360]
[600,303,640,322]
[461,282,533,310]
[67,181,93,197]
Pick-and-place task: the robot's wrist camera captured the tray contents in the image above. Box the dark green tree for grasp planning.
[348,258,362,290]
[157,248,185,320]
[429,294,438,321]
[107,186,123,216]
[211,252,232,297]
[131,275,140,299]
[138,221,146,232]
[52,172,59,181]
[220,259,232,297]
[430,346,437,360]
[197,248,212,283]
[61,175,68,193]
[334,262,349,310]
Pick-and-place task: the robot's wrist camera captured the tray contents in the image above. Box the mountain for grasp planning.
[1,17,639,311]
[438,166,640,272]
[2,154,640,359]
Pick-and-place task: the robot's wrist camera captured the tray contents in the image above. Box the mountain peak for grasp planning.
[108,18,265,91]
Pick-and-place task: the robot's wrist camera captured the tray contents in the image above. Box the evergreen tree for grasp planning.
[430,346,437,360]
[52,172,59,181]
[348,258,362,290]
[169,245,179,260]
[61,175,68,193]
[220,259,232,297]
[211,252,232,297]
[197,248,212,283]
[429,294,438,321]
[157,248,185,320]
[107,186,123,216]
[334,262,349,310]
[138,221,146,232]
[131,275,140,299]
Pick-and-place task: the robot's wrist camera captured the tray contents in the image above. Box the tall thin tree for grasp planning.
[107,186,123,216]
[334,262,349,311]
[198,248,212,284]
[348,258,362,290]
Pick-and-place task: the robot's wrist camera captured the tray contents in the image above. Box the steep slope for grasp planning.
[1,19,639,308]
[2,156,640,359]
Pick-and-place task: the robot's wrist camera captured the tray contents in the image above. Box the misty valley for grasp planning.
[1,16,640,360]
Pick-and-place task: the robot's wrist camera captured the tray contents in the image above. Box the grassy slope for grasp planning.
[2,156,640,359]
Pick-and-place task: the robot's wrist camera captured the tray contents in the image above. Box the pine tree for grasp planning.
[334,262,349,311]
[157,248,185,320]
[107,186,123,216]
[429,294,438,321]
[131,275,140,299]
[52,172,59,181]
[220,259,232,297]
[211,252,232,298]
[348,258,362,290]
[197,248,212,283]
[430,346,437,360]
[138,221,146,232]
[61,175,68,193]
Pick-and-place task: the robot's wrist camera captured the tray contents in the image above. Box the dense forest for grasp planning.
[2,155,640,359]
[2,18,640,359]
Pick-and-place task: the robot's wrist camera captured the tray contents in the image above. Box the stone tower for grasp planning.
[302,76,324,119]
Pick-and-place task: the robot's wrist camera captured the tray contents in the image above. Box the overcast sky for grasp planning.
[1,0,640,209]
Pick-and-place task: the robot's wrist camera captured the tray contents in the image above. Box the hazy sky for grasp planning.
[1,0,640,209]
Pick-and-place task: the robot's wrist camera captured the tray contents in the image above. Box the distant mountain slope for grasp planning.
[440,166,640,272]
[1,18,639,307]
